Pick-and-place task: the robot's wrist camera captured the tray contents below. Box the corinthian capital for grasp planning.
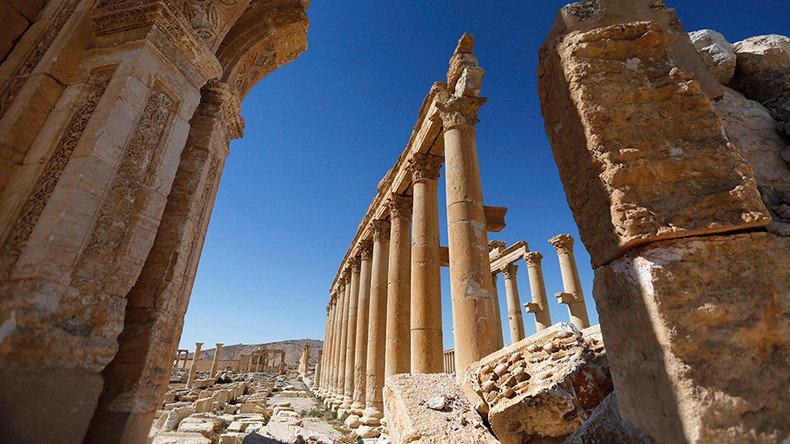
[548,234,575,255]
[435,95,487,130]
[386,194,413,220]
[407,153,443,183]
[502,263,518,279]
[349,256,361,273]
[523,251,543,267]
[371,220,391,242]
[358,240,373,260]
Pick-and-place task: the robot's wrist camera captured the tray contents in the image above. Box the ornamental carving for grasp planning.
[72,83,176,293]
[349,256,361,273]
[548,234,575,255]
[0,0,80,120]
[524,251,544,267]
[371,220,391,242]
[386,194,412,220]
[181,0,239,41]
[0,68,114,277]
[435,95,487,130]
[407,153,443,183]
[502,263,519,279]
[358,240,374,260]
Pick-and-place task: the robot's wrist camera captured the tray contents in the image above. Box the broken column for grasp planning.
[548,235,589,329]
[522,252,551,331]
[440,34,501,374]
[186,343,203,389]
[538,1,784,441]
[210,343,223,377]
[501,263,525,343]
[408,154,444,374]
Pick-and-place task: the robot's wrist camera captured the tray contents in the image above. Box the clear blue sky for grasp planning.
[179,1,788,350]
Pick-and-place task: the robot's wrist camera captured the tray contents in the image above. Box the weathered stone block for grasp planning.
[563,393,650,444]
[593,232,790,442]
[539,4,770,267]
[151,431,211,444]
[689,29,737,84]
[463,323,612,444]
[383,373,498,444]
[729,34,790,133]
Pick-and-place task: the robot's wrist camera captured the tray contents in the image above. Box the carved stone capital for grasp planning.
[502,263,518,279]
[386,194,413,220]
[359,240,374,260]
[194,81,245,142]
[489,240,506,252]
[407,153,443,183]
[349,256,361,273]
[435,95,487,130]
[371,220,391,242]
[548,234,575,255]
[524,251,543,267]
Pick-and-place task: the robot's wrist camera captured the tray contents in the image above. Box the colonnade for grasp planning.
[315,35,592,437]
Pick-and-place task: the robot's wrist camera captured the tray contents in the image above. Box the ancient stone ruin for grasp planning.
[0,0,787,443]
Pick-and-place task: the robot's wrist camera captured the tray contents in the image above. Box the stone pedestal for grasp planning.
[501,264,525,343]
[361,220,390,428]
[408,154,444,374]
[385,194,412,378]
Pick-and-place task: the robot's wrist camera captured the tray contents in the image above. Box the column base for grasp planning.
[355,424,383,438]
[350,400,365,416]
[344,414,362,428]
[360,407,383,426]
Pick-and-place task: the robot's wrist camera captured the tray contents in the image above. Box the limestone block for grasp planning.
[593,232,790,442]
[689,29,737,84]
[217,432,246,444]
[714,87,790,228]
[729,34,790,132]
[151,432,212,444]
[382,373,498,444]
[177,416,221,439]
[160,406,196,431]
[539,7,770,267]
[564,394,650,444]
[462,323,612,443]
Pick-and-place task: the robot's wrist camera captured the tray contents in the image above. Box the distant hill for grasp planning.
[191,339,324,366]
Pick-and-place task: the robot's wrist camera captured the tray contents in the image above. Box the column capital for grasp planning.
[502,263,518,279]
[359,240,374,260]
[386,193,413,220]
[215,343,223,347]
[549,234,575,255]
[524,251,543,267]
[195,342,203,347]
[371,220,391,241]
[489,240,506,252]
[407,153,443,183]
[435,95,487,131]
[349,256,361,273]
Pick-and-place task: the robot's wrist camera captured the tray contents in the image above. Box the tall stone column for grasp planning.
[186,343,203,389]
[313,350,323,391]
[319,304,333,396]
[491,272,504,349]
[385,194,412,377]
[339,259,361,418]
[348,241,373,427]
[548,235,589,329]
[210,343,224,377]
[501,264,526,343]
[360,220,390,430]
[332,276,352,410]
[328,288,345,406]
[522,252,552,332]
[439,68,499,373]
[408,154,444,374]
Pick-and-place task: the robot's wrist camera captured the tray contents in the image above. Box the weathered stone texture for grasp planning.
[593,232,790,443]
[713,87,790,229]
[383,373,499,444]
[688,29,737,84]
[729,34,790,134]
[539,17,770,267]
[563,393,650,444]
[462,323,612,444]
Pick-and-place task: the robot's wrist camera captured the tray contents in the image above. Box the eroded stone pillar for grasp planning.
[523,252,551,332]
[360,220,390,430]
[385,194,412,377]
[186,343,203,389]
[439,35,499,374]
[339,259,361,418]
[210,343,224,376]
[347,241,373,427]
[501,264,525,343]
[548,235,589,329]
[408,154,444,374]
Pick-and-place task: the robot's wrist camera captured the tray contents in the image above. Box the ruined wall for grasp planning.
[538,1,788,442]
